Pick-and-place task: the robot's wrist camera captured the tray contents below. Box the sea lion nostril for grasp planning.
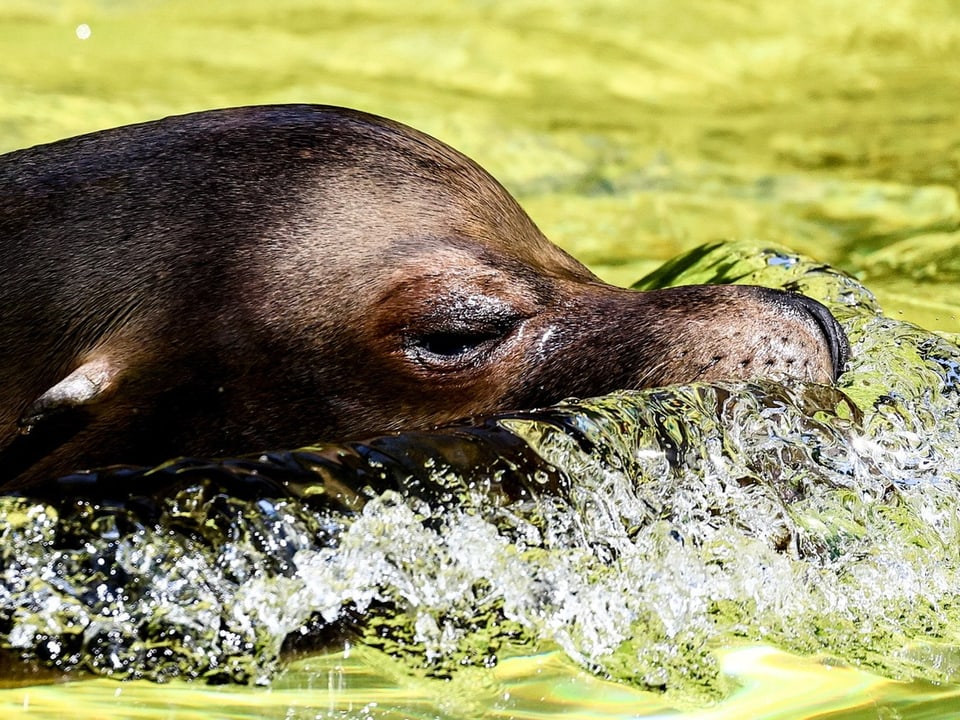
[789,294,850,380]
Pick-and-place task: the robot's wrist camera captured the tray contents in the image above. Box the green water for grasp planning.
[3,1,960,718]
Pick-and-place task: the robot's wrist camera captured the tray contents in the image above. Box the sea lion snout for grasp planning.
[0,104,850,488]
[616,284,849,387]
[485,281,848,413]
[781,292,850,380]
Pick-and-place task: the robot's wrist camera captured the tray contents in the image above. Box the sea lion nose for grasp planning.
[787,293,850,380]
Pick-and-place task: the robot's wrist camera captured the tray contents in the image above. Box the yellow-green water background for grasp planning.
[2,1,960,717]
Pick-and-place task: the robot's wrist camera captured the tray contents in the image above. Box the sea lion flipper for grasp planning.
[18,358,119,435]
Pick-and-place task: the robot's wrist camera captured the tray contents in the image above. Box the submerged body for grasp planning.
[0,105,848,489]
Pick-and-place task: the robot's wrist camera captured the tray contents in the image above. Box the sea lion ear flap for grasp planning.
[18,357,120,435]
[0,357,122,490]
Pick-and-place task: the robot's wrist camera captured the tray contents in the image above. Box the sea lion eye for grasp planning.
[406,316,521,369]
[400,292,525,370]
[417,328,505,358]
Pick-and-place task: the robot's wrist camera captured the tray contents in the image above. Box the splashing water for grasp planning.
[2,241,959,702]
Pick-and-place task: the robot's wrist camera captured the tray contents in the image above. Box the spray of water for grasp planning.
[2,242,958,702]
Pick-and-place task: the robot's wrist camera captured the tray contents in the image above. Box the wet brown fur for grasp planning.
[0,105,848,489]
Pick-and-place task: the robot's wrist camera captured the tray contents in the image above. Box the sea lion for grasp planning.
[0,104,848,490]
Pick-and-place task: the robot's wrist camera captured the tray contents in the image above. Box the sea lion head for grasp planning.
[0,105,848,487]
